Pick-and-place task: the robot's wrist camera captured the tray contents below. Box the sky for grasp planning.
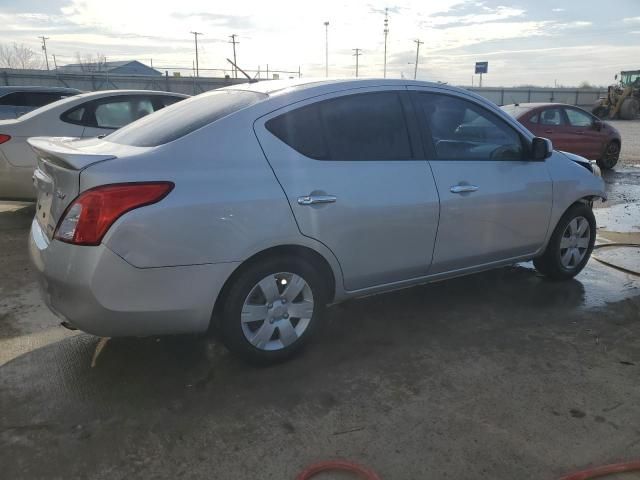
[0,0,639,86]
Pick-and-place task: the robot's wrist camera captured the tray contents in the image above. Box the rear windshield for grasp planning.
[107,89,267,147]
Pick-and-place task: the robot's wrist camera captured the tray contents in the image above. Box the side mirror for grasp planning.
[532,137,553,161]
[593,119,603,131]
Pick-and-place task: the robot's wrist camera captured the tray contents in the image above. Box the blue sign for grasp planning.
[475,62,488,74]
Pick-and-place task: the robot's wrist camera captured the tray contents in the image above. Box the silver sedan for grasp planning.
[28,79,606,364]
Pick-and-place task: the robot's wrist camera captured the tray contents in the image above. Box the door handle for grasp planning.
[544,130,554,134]
[297,194,337,205]
[450,184,479,194]
[573,131,585,135]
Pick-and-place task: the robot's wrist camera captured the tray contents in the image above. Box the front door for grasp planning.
[254,88,440,291]
[410,88,553,273]
[562,107,604,160]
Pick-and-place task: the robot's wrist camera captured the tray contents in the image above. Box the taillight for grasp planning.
[54,182,174,246]
[0,134,11,144]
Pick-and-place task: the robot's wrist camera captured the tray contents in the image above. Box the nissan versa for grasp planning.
[28,79,606,364]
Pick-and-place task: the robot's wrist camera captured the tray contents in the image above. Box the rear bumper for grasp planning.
[29,219,239,337]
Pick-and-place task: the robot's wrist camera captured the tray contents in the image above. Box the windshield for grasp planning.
[621,71,640,86]
[107,89,267,147]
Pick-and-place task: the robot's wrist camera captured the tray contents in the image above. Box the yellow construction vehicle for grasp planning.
[592,70,640,120]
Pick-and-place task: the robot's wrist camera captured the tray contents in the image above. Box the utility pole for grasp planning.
[38,36,50,70]
[413,39,423,80]
[353,48,362,78]
[324,21,330,77]
[229,34,239,78]
[383,8,389,78]
[52,54,58,70]
[190,31,202,77]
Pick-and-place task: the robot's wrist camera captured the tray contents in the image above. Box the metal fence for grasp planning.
[1,69,606,107]
[467,87,606,108]
[0,68,247,96]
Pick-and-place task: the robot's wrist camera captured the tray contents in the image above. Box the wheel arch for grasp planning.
[210,244,338,331]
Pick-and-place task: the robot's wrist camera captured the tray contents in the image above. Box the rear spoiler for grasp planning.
[27,136,116,170]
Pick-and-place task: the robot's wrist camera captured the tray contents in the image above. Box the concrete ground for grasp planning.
[1,124,640,479]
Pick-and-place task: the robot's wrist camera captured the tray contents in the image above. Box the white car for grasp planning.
[0,90,188,200]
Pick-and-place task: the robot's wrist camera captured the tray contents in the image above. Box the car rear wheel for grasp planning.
[598,141,620,169]
[533,203,596,280]
[218,256,327,364]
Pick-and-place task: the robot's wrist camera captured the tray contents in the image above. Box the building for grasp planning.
[56,60,161,76]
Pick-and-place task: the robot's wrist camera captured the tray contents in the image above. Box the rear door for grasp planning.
[562,107,603,159]
[254,88,440,291]
[409,88,552,273]
[537,106,573,152]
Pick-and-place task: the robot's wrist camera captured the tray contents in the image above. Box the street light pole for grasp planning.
[413,39,423,80]
[383,8,389,78]
[324,21,330,78]
[190,31,203,77]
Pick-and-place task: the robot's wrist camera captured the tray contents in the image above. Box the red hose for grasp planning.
[296,460,382,480]
[558,461,640,480]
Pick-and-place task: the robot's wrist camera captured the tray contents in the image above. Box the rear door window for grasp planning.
[539,108,564,126]
[266,91,413,161]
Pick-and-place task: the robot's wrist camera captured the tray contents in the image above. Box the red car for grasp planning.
[501,103,621,169]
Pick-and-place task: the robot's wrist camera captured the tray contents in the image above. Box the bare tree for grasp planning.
[75,52,107,72]
[0,43,43,69]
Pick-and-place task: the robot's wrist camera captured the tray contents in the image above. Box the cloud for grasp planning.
[623,16,640,24]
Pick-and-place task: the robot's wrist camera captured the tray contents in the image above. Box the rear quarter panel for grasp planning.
[83,111,344,291]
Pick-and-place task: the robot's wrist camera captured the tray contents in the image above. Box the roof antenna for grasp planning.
[226,58,257,83]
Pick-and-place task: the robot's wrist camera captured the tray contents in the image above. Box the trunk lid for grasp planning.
[28,136,117,239]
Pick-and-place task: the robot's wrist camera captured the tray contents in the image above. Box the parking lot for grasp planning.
[1,121,639,479]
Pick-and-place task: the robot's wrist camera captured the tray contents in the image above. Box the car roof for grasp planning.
[70,89,188,99]
[0,86,81,95]
[224,77,463,97]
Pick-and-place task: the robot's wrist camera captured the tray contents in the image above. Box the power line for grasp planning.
[413,39,423,80]
[229,34,239,78]
[190,31,203,77]
[38,36,50,71]
[353,48,363,78]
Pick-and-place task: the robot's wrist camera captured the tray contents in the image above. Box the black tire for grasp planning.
[619,98,639,120]
[218,256,328,365]
[591,101,608,119]
[597,140,620,169]
[534,203,596,280]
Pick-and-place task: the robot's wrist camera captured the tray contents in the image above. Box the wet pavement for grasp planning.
[2,164,640,479]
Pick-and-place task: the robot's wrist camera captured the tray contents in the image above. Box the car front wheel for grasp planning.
[533,203,596,280]
[598,141,620,169]
[218,256,327,364]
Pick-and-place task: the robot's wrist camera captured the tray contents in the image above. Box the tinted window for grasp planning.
[108,90,266,147]
[529,113,539,124]
[94,99,154,128]
[65,107,85,123]
[0,92,27,106]
[266,103,328,159]
[266,92,413,161]
[540,108,564,126]
[565,108,593,127]
[414,93,523,161]
[24,92,69,107]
